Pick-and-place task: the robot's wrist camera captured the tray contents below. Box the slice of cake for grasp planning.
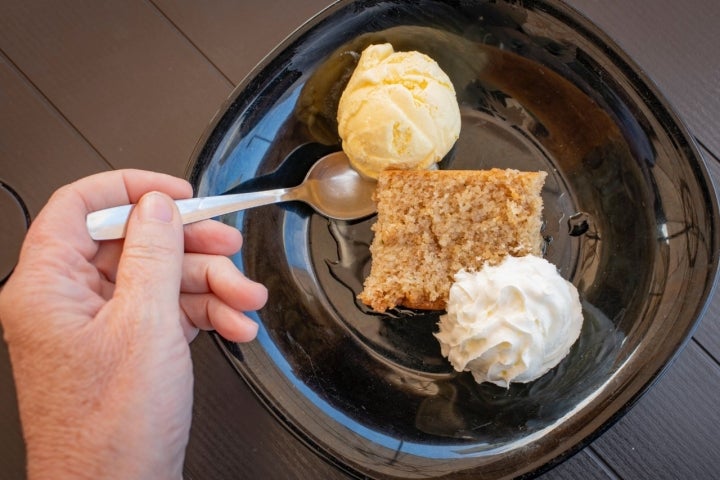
[358,168,547,312]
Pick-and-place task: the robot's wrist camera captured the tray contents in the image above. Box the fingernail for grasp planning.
[138,192,174,223]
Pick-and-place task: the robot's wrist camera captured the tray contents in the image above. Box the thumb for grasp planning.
[114,192,184,310]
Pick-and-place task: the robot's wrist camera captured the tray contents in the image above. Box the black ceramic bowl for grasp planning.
[187,1,719,478]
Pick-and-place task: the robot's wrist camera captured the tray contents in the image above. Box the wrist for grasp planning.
[22,399,186,480]
[11,355,188,480]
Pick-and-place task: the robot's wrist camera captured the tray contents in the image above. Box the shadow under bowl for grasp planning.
[187,1,720,478]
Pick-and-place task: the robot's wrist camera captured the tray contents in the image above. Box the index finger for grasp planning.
[22,169,192,262]
[73,169,193,213]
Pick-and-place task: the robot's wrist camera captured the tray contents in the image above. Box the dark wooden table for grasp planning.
[2,1,719,478]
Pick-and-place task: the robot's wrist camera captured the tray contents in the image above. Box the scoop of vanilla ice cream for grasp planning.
[336,43,461,179]
[434,255,583,388]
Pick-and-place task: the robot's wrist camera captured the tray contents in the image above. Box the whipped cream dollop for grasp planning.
[434,255,583,387]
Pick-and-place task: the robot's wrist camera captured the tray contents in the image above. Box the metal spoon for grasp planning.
[86,151,377,241]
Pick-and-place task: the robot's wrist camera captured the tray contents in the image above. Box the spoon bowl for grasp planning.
[86,151,376,241]
[297,151,378,220]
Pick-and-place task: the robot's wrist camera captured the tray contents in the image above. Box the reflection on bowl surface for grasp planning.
[188,0,719,478]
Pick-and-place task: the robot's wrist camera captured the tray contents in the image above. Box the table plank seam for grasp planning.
[692,336,720,367]
[697,137,720,164]
[0,47,113,172]
[146,0,236,89]
[586,446,622,479]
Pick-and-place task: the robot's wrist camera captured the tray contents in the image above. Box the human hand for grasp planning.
[0,170,268,479]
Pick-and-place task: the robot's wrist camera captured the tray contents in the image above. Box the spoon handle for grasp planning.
[86,188,292,240]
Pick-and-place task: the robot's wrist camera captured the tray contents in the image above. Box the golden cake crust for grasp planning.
[358,168,547,312]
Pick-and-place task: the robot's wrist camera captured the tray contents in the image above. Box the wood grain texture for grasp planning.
[0,0,233,177]
[0,53,109,215]
[543,449,617,480]
[589,342,720,478]
[0,51,110,282]
[569,0,720,156]
[151,0,333,85]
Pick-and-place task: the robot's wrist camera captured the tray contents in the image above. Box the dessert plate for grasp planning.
[187,1,719,478]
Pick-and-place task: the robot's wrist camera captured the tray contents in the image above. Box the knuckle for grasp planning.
[123,241,179,264]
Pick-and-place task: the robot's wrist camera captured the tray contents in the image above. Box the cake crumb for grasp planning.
[358,168,547,312]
